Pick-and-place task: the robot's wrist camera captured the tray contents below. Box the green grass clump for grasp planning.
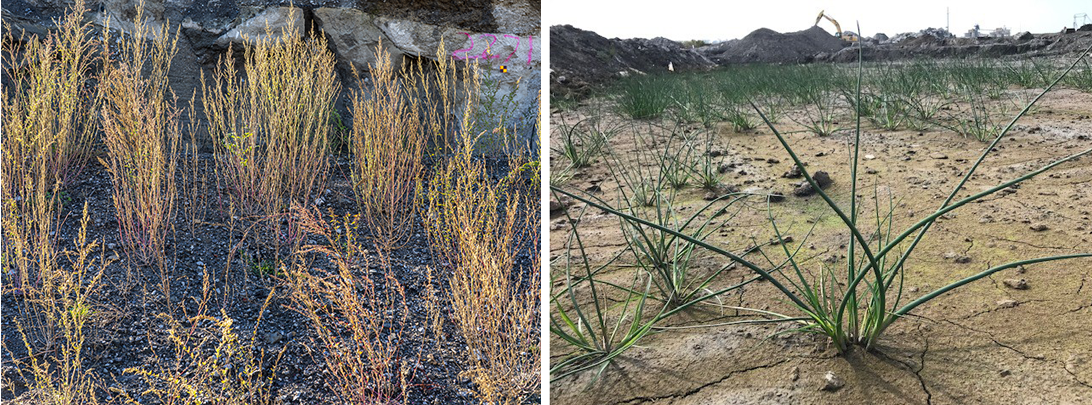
[616,76,672,119]
[552,113,617,168]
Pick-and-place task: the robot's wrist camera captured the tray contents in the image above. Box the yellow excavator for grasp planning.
[815,10,859,42]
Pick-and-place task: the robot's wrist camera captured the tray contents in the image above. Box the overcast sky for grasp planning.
[545,1,1091,42]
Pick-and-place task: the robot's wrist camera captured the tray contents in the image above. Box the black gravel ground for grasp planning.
[1,148,536,404]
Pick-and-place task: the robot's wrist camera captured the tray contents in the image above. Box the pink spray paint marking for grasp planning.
[502,35,521,63]
[527,36,534,65]
[451,33,536,66]
[451,32,474,60]
[478,34,499,59]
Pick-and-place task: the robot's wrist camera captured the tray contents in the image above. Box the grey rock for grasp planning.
[216,7,303,47]
[996,299,1018,308]
[819,371,844,391]
[549,196,571,213]
[314,8,403,72]
[1003,278,1029,290]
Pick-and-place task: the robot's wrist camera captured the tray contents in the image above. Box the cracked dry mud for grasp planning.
[550,88,1092,404]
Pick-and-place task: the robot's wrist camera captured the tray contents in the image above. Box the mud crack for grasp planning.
[875,325,932,405]
[942,319,1045,361]
[614,358,791,405]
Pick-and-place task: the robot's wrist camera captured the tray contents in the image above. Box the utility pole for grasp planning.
[946,7,950,37]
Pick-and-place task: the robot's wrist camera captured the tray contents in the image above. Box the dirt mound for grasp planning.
[700,26,847,64]
[550,24,715,98]
[820,30,1092,63]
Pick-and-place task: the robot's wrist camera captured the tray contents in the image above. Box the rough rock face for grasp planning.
[550,24,714,97]
[215,7,303,46]
[3,0,541,147]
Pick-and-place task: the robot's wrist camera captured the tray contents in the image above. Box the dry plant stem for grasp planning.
[201,10,338,224]
[410,38,476,155]
[350,42,426,255]
[287,205,414,404]
[182,96,208,237]
[427,124,541,403]
[9,202,112,405]
[99,3,181,269]
[125,270,283,405]
[2,0,98,300]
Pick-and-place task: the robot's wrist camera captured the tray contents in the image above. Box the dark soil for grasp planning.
[549,24,715,99]
[700,26,847,65]
[1,149,530,404]
[549,24,1092,98]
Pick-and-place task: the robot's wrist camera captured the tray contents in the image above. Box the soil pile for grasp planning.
[821,30,1092,62]
[550,24,715,98]
[700,26,847,64]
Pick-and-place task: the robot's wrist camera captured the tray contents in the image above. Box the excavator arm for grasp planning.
[815,10,857,41]
[815,10,843,37]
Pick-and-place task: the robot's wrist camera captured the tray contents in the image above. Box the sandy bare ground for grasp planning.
[549,88,1092,404]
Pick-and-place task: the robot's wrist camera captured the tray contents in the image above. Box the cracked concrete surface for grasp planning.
[551,88,1092,404]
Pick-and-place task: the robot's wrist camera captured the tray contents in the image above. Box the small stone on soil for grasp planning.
[782,165,803,178]
[792,171,832,197]
[790,366,800,382]
[1029,223,1049,232]
[820,371,844,391]
[929,152,948,159]
[1066,354,1086,374]
[943,251,971,263]
[264,331,283,345]
[1003,278,1029,290]
[996,299,1018,309]
[550,196,572,213]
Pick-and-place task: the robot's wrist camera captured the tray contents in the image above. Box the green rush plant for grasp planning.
[553,43,1092,354]
[694,132,722,191]
[551,113,617,168]
[1065,59,1092,92]
[616,76,671,119]
[672,79,719,128]
[793,68,845,137]
[549,203,661,382]
[600,124,752,309]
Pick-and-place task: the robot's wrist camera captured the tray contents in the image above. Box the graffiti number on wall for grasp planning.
[452,33,535,66]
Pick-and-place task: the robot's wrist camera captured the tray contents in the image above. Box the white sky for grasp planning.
[544,0,1092,42]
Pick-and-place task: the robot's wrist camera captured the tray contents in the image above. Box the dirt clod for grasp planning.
[820,371,845,392]
[792,171,832,197]
[550,195,572,213]
[1065,354,1086,374]
[1003,278,1029,290]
